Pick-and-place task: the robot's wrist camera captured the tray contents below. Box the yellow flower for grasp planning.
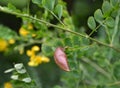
[28,23,33,30]
[41,56,50,62]
[28,55,42,66]
[0,39,8,52]
[32,46,40,51]
[4,82,12,88]
[32,33,37,37]
[8,39,15,44]
[19,27,29,36]
[26,50,35,56]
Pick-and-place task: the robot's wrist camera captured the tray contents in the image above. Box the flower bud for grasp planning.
[54,47,70,71]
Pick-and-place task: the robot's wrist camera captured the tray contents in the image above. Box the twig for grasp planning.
[0,6,120,52]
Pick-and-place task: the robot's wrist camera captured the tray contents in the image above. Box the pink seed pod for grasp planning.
[54,47,70,71]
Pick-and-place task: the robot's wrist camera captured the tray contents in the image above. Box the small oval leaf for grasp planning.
[106,17,115,28]
[94,9,104,23]
[14,63,23,70]
[42,0,55,10]
[4,68,15,73]
[55,4,63,19]
[87,16,96,30]
[22,77,32,83]
[11,75,19,80]
[102,1,112,17]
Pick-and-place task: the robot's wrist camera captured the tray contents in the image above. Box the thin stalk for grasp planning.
[0,6,120,52]
[47,8,65,26]
[88,20,106,37]
[111,11,120,45]
[89,23,101,36]
[81,57,111,79]
[27,0,30,15]
[107,81,120,86]
[104,25,111,43]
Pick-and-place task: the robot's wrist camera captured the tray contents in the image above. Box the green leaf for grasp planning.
[22,77,32,83]
[4,68,15,73]
[0,25,17,40]
[42,0,55,10]
[87,16,96,30]
[102,1,112,17]
[42,43,53,56]
[94,9,104,23]
[14,63,23,70]
[55,4,63,19]
[72,35,80,46]
[16,69,26,74]
[11,75,19,80]
[110,0,119,6]
[32,0,42,5]
[105,17,115,28]
[64,38,72,47]
[7,3,21,13]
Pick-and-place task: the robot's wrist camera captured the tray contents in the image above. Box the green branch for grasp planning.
[0,6,120,52]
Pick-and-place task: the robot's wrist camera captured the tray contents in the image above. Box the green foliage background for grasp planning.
[0,0,120,88]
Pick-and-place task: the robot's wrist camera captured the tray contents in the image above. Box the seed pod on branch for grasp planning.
[54,47,70,71]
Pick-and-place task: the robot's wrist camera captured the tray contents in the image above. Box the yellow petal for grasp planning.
[32,46,40,51]
[34,56,42,64]
[41,56,50,63]
[4,82,13,88]
[8,39,15,44]
[26,50,35,56]
[28,61,38,66]
[19,27,29,36]
[0,39,8,52]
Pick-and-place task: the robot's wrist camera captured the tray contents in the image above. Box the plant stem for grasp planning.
[107,81,120,86]
[47,8,65,26]
[88,23,101,36]
[111,10,120,45]
[81,57,111,79]
[0,6,120,52]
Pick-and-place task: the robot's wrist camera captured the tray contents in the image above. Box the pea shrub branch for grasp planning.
[0,6,120,52]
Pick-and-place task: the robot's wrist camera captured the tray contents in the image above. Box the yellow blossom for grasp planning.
[4,82,12,88]
[41,56,50,62]
[32,46,40,51]
[8,39,15,44]
[0,39,8,52]
[28,23,33,30]
[32,33,37,37]
[28,55,42,66]
[19,27,29,36]
[26,50,35,56]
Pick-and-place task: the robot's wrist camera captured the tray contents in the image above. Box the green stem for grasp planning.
[111,10,120,45]
[47,8,65,26]
[81,57,111,79]
[104,25,111,43]
[89,23,101,36]
[0,6,120,52]
[107,81,120,86]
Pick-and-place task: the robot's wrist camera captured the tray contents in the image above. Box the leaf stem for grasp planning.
[111,10,120,45]
[47,8,65,26]
[0,6,120,52]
